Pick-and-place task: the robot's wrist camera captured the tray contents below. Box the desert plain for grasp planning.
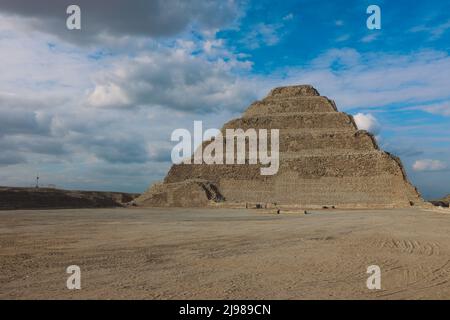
[1,207,450,299]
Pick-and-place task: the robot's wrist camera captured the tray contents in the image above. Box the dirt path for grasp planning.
[1,207,450,299]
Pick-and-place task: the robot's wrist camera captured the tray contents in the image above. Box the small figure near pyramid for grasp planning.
[135,85,424,209]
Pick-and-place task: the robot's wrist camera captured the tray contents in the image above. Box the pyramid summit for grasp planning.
[136,85,424,209]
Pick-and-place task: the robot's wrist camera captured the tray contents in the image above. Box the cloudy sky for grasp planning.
[0,0,449,199]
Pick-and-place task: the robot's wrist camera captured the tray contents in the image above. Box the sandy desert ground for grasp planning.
[1,207,450,299]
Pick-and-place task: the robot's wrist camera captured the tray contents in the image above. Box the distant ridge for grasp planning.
[0,186,140,210]
[431,194,450,208]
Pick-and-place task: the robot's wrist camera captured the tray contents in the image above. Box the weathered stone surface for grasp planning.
[243,96,337,116]
[134,179,224,207]
[223,113,356,130]
[268,85,320,97]
[135,85,425,208]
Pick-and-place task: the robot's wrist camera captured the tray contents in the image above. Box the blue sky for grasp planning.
[0,0,449,199]
[223,0,450,72]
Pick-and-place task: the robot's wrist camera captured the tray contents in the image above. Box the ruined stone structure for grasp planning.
[136,85,424,208]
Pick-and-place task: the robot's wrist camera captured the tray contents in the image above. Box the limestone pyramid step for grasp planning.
[203,130,377,154]
[279,149,379,157]
[279,151,403,178]
[279,128,356,134]
[278,130,378,152]
[223,112,356,130]
[220,173,412,208]
[268,85,319,97]
[210,150,383,164]
[244,96,337,116]
[166,151,403,185]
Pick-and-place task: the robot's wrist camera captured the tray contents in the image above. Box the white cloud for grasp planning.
[282,13,294,21]
[311,48,361,68]
[0,10,258,193]
[243,23,284,49]
[86,47,256,112]
[273,49,450,110]
[420,101,450,116]
[87,83,131,108]
[413,159,448,172]
[335,34,350,42]
[353,113,381,135]
[361,33,379,43]
[410,19,450,40]
[203,39,223,54]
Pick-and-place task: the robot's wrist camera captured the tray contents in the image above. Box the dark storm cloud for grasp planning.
[0,0,240,44]
[0,108,51,136]
[84,137,150,164]
[0,136,67,156]
[0,152,26,166]
[148,144,173,162]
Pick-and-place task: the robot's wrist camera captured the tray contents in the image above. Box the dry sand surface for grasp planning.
[1,207,450,299]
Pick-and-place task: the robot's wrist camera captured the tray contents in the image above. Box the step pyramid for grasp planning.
[136,85,424,208]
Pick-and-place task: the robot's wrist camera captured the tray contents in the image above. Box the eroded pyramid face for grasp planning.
[136,85,423,209]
